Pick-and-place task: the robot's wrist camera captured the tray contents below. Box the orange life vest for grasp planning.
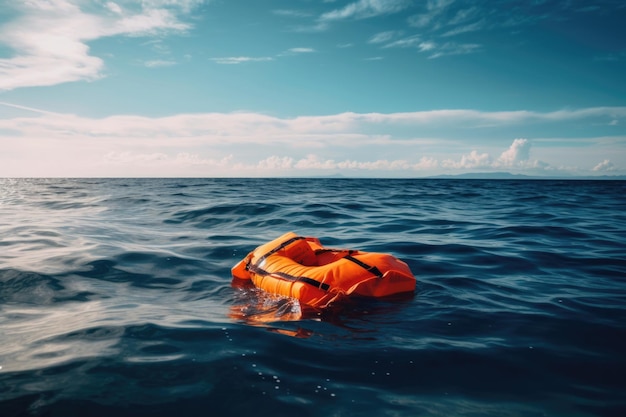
[231,232,416,308]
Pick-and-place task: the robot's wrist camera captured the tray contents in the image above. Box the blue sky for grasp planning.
[0,0,625,177]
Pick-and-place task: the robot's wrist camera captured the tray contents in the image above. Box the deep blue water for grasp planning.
[1,178,625,417]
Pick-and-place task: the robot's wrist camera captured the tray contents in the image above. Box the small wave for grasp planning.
[169,202,282,223]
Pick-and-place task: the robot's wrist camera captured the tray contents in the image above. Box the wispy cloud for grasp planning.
[408,0,454,29]
[441,19,486,37]
[369,31,400,44]
[428,42,481,59]
[287,48,316,54]
[0,0,202,90]
[364,2,487,59]
[290,21,330,33]
[273,9,312,18]
[418,41,437,52]
[320,0,411,21]
[383,35,422,48]
[379,33,479,59]
[593,159,616,172]
[401,1,615,58]
[144,59,177,67]
[407,1,621,43]
[0,101,64,116]
[384,1,488,57]
[210,56,274,65]
[292,0,412,32]
[212,47,315,64]
[106,1,124,15]
[447,6,480,26]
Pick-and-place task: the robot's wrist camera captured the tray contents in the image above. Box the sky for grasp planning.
[0,0,625,177]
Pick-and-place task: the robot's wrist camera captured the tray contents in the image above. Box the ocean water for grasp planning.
[1,178,625,417]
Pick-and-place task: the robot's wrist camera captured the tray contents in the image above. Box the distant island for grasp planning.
[428,172,626,180]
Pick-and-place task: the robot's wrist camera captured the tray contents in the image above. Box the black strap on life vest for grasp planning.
[247,262,330,291]
[314,248,354,254]
[309,247,384,278]
[254,235,308,264]
[343,255,384,279]
[246,236,330,291]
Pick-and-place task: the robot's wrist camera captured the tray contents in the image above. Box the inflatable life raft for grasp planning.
[231,232,416,308]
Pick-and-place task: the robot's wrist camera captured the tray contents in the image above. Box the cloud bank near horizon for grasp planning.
[1,103,623,177]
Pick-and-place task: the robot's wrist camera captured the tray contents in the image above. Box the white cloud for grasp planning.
[106,2,123,15]
[447,6,480,26]
[245,155,444,173]
[0,0,201,90]
[210,56,274,64]
[294,154,338,170]
[593,159,616,172]
[442,150,492,169]
[104,151,169,164]
[442,19,486,37]
[144,59,177,67]
[258,156,295,170]
[111,8,189,36]
[254,155,418,172]
[408,0,454,29]
[383,35,422,48]
[291,21,329,33]
[139,0,206,14]
[415,156,440,170]
[408,14,433,29]
[380,34,480,58]
[287,47,316,53]
[497,138,531,166]
[211,48,313,65]
[418,41,437,52]
[369,31,398,44]
[430,0,456,11]
[320,0,410,21]
[440,138,553,172]
[428,42,481,59]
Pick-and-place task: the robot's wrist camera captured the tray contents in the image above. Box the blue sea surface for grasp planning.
[1,178,625,417]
